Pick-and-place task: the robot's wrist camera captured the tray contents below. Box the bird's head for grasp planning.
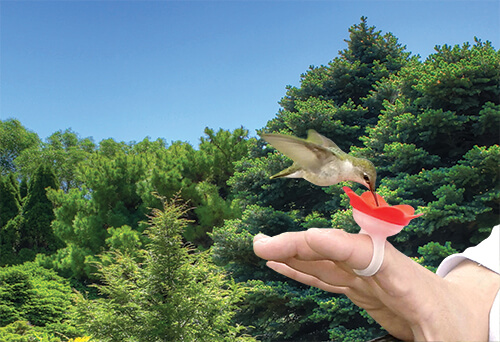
[353,158,378,206]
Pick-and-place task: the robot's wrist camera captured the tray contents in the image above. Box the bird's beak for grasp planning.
[370,185,379,207]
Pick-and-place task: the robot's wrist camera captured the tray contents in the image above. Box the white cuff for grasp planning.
[436,226,500,342]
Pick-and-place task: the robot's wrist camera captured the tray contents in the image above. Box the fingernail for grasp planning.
[254,233,270,243]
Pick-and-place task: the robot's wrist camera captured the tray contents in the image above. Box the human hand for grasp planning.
[253,228,499,341]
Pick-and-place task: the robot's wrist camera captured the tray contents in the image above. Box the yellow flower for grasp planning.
[67,337,92,342]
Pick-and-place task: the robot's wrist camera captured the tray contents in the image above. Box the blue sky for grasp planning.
[1,1,499,146]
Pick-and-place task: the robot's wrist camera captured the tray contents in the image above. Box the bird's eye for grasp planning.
[363,174,370,182]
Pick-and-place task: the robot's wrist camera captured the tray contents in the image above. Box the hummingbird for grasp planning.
[260,129,379,205]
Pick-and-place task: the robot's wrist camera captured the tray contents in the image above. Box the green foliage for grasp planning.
[35,127,250,279]
[0,119,41,175]
[15,129,95,193]
[0,320,62,342]
[1,165,64,266]
[74,199,255,342]
[329,326,379,342]
[212,204,303,282]
[385,144,500,251]
[0,174,21,228]
[357,39,499,253]
[415,39,499,115]
[104,225,142,256]
[19,177,28,201]
[187,181,242,246]
[233,280,383,341]
[0,17,498,342]
[417,241,458,272]
[20,165,62,253]
[199,127,252,190]
[0,216,23,265]
[213,18,499,341]
[0,262,78,340]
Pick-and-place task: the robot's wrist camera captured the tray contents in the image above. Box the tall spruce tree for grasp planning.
[213,18,412,341]
[212,19,499,341]
[278,16,411,114]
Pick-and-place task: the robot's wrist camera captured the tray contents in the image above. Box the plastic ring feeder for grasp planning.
[343,187,423,277]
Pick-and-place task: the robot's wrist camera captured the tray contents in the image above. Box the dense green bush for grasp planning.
[0,262,78,339]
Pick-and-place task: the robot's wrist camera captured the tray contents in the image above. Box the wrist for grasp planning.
[411,260,499,341]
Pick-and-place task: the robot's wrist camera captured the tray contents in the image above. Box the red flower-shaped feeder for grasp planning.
[343,186,423,276]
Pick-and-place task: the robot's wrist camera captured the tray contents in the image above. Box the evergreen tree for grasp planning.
[199,127,252,192]
[74,199,255,342]
[359,39,500,250]
[19,164,62,253]
[279,16,411,114]
[0,174,21,228]
[45,143,150,279]
[1,166,63,266]
[212,18,499,341]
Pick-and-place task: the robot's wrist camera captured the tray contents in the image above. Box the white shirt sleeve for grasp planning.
[436,225,500,342]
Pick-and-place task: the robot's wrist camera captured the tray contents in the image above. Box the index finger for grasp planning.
[253,228,376,271]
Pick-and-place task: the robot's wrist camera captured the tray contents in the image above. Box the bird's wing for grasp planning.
[307,129,346,155]
[260,133,344,172]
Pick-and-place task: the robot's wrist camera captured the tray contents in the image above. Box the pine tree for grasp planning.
[19,164,62,252]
